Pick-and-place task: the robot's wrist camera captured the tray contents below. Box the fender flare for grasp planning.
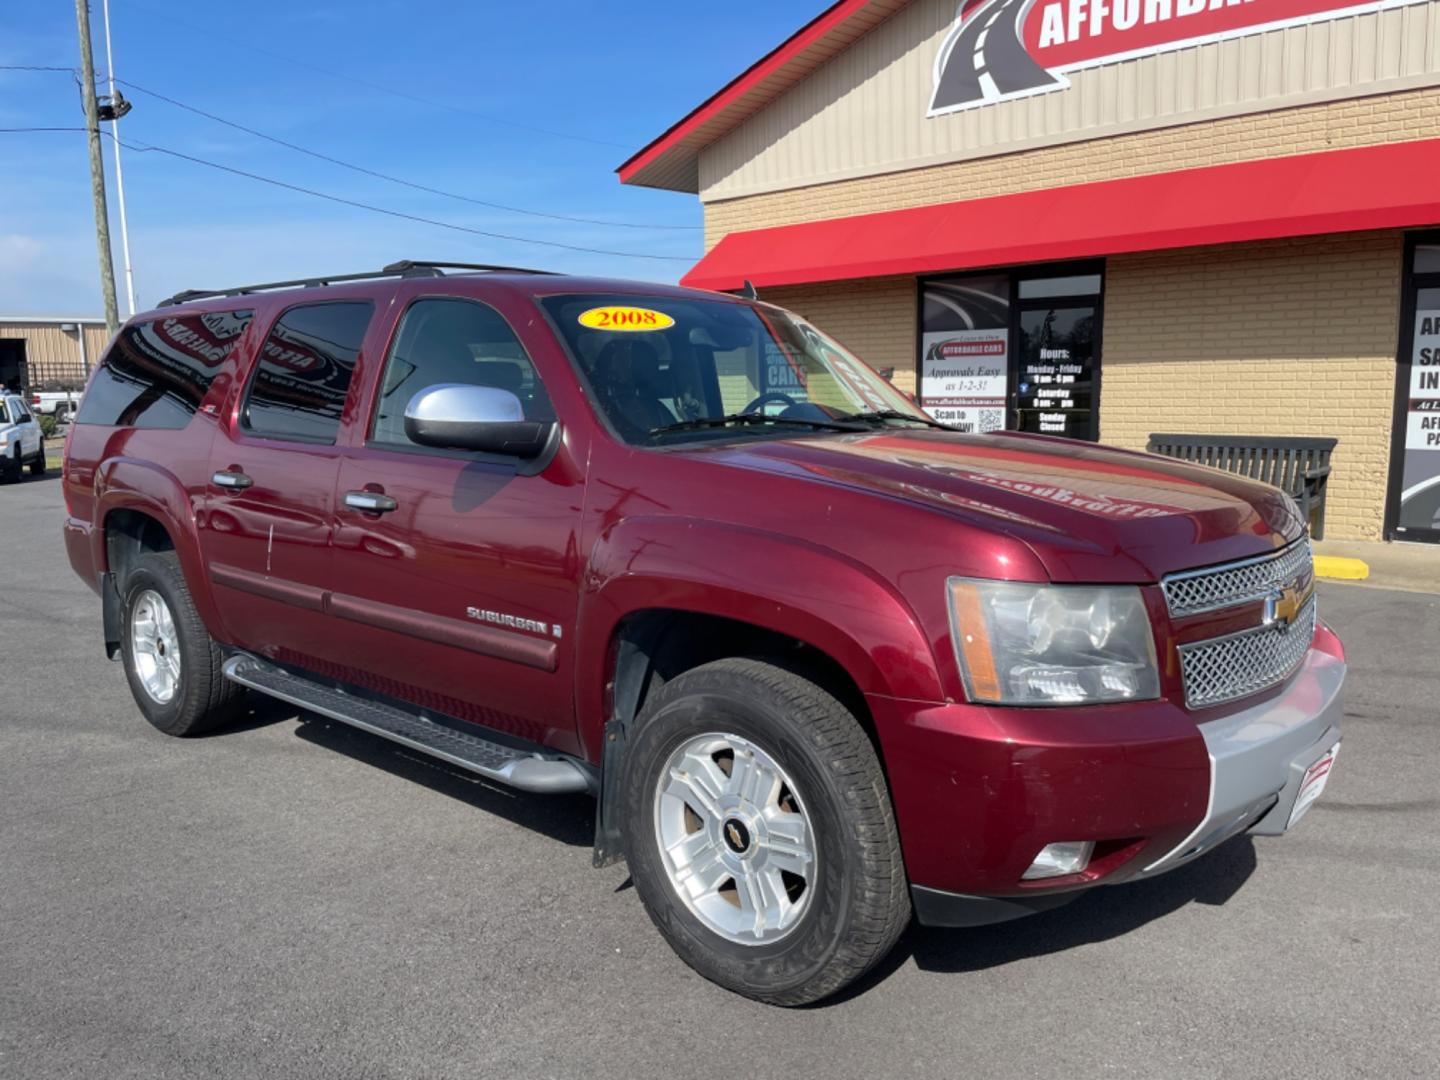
[574,516,946,761]
[93,456,229,642]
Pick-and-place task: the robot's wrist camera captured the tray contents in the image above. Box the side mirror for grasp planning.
[403,384,557,459]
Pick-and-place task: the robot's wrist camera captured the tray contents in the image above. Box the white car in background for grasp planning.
[31,388,84,424]
[0,394,47,482]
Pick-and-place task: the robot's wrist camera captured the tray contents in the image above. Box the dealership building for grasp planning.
[0,317,107,391]
[621,0,1440,544]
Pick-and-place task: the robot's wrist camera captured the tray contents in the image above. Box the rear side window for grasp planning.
[75,311,252,429]
[242,302,373,444]
[370,297,554,449]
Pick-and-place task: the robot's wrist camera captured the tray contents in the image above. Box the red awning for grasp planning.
[682,138,1440,292]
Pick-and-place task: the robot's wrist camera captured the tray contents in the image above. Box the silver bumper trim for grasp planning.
[1135,647,1345,878]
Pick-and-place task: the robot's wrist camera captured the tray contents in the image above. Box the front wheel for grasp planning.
[620,657,910,1006]
[120,551,242,736]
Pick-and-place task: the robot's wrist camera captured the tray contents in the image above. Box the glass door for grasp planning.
[1387,233,1440,543]
[1013,303,1100,440]
[917,263,1104,439]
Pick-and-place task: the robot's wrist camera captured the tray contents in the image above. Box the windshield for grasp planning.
[0,401,9,425]
[538,293,935,445]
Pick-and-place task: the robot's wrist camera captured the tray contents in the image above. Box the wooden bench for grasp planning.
[1146,434,1339,539]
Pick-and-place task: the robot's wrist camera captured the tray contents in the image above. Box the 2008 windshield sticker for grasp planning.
[578,306,676,332]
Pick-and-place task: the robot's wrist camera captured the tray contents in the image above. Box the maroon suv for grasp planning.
[63,261,1344,1005]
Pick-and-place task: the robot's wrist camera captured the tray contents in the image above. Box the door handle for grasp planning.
[344,490,398,514]
[212,470,254,490]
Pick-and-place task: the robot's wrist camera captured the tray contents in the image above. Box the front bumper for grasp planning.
[869,629,1345,924]
[1130,645,1343,879]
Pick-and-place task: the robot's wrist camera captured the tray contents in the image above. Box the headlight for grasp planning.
[947,579,1160,706]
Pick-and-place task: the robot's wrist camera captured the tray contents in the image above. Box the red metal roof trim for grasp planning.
[618,0,905,191]
[682,138,1440,291]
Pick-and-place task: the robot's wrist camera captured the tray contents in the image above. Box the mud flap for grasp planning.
[591,718,628,868]
[100,572,123,661]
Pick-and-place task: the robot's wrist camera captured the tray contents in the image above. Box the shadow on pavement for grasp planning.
[291,711,596,848]
[3,469,63,487]
[206,692,300,736]
[823,835,1260,1005]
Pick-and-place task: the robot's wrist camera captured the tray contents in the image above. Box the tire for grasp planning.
[29,443,45,476]
[119,550,242,736]
[620,657,910,1006]
[0,448,18,484]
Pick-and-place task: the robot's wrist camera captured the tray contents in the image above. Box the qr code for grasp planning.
[978,409,1004,433]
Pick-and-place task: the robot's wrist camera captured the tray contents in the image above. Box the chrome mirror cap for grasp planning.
[403,384,554,459]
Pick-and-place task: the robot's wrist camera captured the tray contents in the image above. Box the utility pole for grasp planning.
[103,0,136,316]
[74,0,121,337]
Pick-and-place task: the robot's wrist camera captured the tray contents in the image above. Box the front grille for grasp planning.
[1177,597,1317,709]
[1162,538,1313,617]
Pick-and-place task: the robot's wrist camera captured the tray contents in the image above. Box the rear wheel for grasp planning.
[29,443,45,476]
[620,657,910,1006]
[120,551,242,736]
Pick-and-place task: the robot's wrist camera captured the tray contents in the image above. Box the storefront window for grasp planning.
[919,264,1104,440]
[918,275,1009,432]
[1393,284,1440,538]
[1414,246,1440,274]
[1018,274,1103,299]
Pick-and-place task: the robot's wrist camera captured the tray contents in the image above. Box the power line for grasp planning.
[111,0,633,151]
[1,127,691,262]
[114,78,698,232]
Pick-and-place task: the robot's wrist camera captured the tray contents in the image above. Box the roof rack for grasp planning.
[157,259,558,308]
[383,260,559,277]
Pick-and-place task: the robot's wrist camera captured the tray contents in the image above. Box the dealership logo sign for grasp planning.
[931,0,1426,114]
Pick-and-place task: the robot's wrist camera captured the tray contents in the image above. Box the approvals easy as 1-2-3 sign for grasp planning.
[931,0,1427,114]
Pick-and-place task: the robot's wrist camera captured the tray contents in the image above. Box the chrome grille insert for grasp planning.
[1177,597,1317,709]
[1162,538,1313,617]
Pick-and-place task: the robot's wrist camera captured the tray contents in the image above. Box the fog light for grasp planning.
[1022,841,1095,881]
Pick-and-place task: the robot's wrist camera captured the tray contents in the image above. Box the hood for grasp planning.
[697,430,1305,582]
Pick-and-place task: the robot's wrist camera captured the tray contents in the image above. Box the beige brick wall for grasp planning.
[704,87,1440,248]
[761,277,919,396]
[1103,231,1403,541]
[754,231,1404,541]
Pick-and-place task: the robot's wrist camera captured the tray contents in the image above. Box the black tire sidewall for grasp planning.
[120,557,199,735]
[621,681,865,999]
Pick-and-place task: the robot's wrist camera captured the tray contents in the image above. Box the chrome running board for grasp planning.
[222,655,591,795]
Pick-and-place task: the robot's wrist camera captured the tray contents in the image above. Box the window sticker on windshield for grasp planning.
[578,306,676,332]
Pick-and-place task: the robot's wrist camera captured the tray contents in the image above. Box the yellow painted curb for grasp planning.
[1314,556,1370,581]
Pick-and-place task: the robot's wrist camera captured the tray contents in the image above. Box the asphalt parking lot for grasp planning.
[2,470,1437,1079]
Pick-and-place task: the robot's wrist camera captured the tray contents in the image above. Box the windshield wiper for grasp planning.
[836,409,956,430]
[646,413,866,439]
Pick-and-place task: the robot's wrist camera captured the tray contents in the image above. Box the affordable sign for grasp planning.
[931,0,1425,114]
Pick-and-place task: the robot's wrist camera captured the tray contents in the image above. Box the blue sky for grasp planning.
[0,0,820,315]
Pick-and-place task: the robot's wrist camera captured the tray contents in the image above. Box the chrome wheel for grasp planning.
[130,589,181,705]
[653,732,817,946]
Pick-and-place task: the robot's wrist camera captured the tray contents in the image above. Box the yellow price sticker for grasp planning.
[578,306,676,332]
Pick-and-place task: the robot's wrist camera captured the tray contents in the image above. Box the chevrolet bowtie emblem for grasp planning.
[1263,577,1314,628]
[726,823,744,848]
